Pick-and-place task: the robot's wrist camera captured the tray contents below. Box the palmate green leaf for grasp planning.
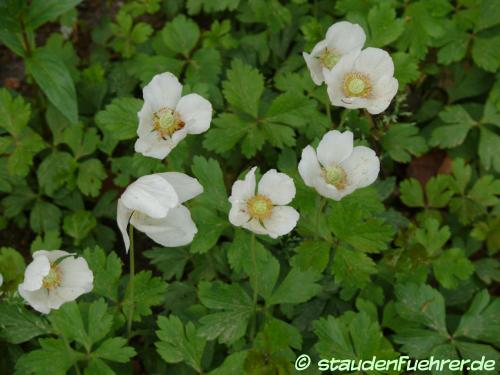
[454,290,500,346]
[203,113,249,154]
[414,219,450,257]
[144,247,189,280]
[123,271,167,321]
[314,312,398,362]
[190,206,229,253]
[208,351,247,375]
[83,246,122,301]
[366,3,404,47]
[63,210,96,244]
[95,97,143,141]
[328,201,394,253]
[432,248,474,289]
[162,15,200,56]
[222,59,264,117]
[267,267,322,306]
[291,240,330,274]
[191,156,229,213]
[0,302,51,344]
[186,48,222,85]
[397,0,452,59]
[26,47,78,124]
[479,126,500,173]
[29,200,61,234]
[394,283,448,336]
[156,315,206,373]
[332,246,377,291]
[381,123,427,162]
[49,301,91,350]
[0,247,25,288]
[26,0,82,30]
[93,337,136,363]
[37,151,77,195]
[0,89,46,177]
[472,33,500,73]
[15,338,83,375]
[430,105,477,148]
[198,281,253,344]
[399,178,425,207]
[392,52,420,86]
[77,158,107,197]
[426,175,454,208]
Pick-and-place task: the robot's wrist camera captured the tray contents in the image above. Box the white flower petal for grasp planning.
[131,205,198,247]
[176,93,213,134]
[157,172,203,203]
[143,72,182,111]
[367,76,399,114]
[229,201,251,226]
[117,199,132,253]
[354,47,394,80]
[47,287,85,310]
[242,218,268,236]
[229,167,256,203]
[33,250,71,263]
[59,257,93,293]
[120,174,179,219]
[262,206,299,238]
[137,102,154,138]
[298,146,322,187]
[312,177,355,201]
[325,21,365,55]
[257,169,296,205]
[341,146,380,189]
[18,288,50,314]
[303,52,324,85]
[20,255,50,292]
[317,130,353,166]
[135,132,174,160]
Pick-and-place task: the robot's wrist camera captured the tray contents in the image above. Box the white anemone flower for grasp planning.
[298,130,380,201]
[18,251,93,314]
[323,47,398,114]
[229,168,299,238]
[303,21,366,85]
[135,72,212,159]
[117,172,203,252]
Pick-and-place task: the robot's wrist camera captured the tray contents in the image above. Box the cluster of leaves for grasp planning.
[0,0,499,374]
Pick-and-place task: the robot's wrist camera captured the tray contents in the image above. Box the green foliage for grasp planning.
[0,0,499,373]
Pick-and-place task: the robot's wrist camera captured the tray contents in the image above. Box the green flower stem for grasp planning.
[315,196,327,239]
[249,233,258,340]
[127,224,135,339]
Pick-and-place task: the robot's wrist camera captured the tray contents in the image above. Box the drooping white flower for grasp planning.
[303,21,366,85]
[323,47,398,114]
[229,168,299,238]
[135,72,212,159]
[298,130,379,201]
[18,251,93,314]
[117,172,203,252]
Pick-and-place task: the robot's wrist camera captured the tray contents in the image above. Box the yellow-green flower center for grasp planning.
[319,48,340,70]
[343,72,371,98]
[153,107,185,138]
[323,165,347,190]
[247,194,273,220]
[42,265,61,289]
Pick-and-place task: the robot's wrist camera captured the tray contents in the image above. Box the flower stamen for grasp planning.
[42,264,61,289]
[247,194,273,220]
[322,165,347,190]
[319,48,340,70]
[152,107,185,139]
[343,72,372,98]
